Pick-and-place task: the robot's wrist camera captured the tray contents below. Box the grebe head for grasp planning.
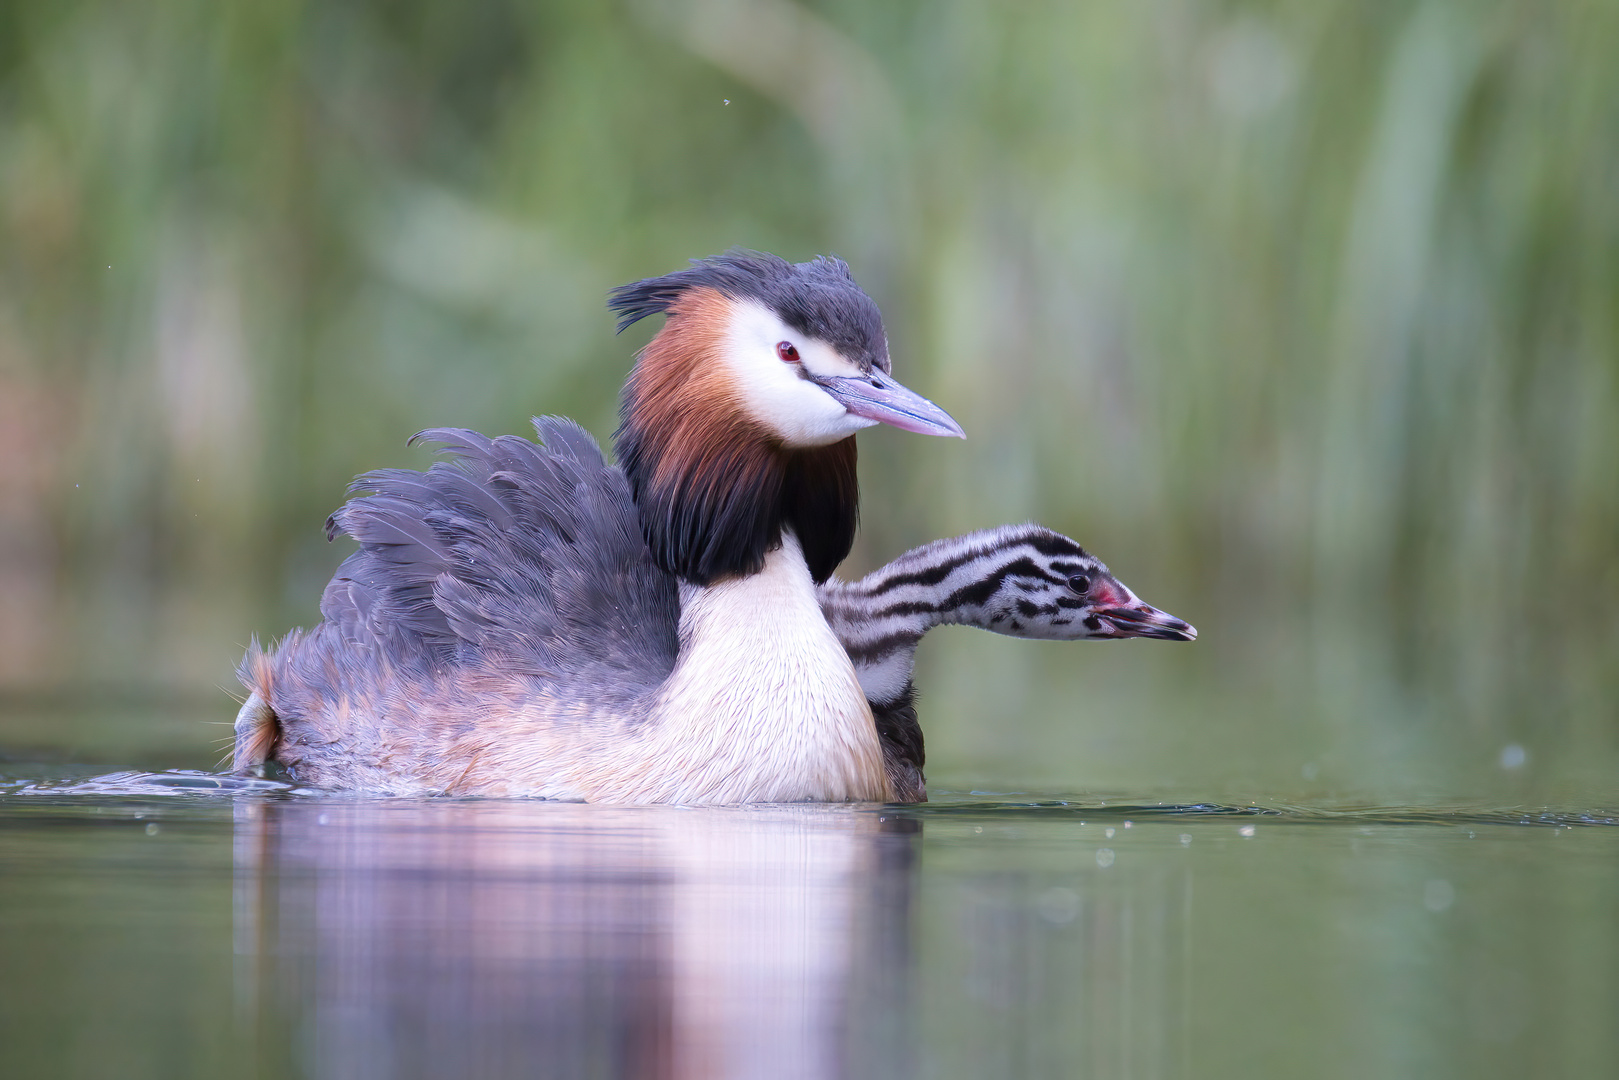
[609,251,962,587]
[610,250,963,447]
[963,526,1197,642]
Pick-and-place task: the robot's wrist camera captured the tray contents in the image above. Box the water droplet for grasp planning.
[1104,827,1115,839]
[144,823,159,836]
[1123,821,1132,829]
[1301,762,1319,781]
[1499,744,1528,770]
[1179,834,1192,846]
[1095,848,1115,868]
[1239,824,1256,837]
[973,826,982,834]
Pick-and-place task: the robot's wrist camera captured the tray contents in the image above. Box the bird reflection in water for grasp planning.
[231,800,918,1079]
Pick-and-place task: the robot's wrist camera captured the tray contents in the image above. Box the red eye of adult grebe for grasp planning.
[776,341,800,363]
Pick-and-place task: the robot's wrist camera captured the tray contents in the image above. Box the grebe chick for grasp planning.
[819,524,1195,801]
[233,252,963,803]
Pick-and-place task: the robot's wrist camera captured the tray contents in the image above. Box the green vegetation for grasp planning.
[2,0,1614,800]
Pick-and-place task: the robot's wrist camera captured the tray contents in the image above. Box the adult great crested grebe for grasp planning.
[234,251,966,802]
[232,251,1194,803]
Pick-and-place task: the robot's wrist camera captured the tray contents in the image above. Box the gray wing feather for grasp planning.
[317,417,679,707]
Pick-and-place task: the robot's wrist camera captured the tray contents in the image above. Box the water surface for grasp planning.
[2,767,1615,1079]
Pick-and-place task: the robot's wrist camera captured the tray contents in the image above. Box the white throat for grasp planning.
[621,532,890,804]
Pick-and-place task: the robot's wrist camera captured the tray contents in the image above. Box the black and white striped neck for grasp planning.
[818,524,1105,706]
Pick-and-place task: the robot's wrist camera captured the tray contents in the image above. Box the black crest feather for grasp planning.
[608,249,890,372]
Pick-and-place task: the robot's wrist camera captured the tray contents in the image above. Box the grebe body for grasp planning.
[235,252,962,802]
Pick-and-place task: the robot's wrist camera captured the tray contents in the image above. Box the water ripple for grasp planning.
[2,769,1615,827]
[911,795,1619,828]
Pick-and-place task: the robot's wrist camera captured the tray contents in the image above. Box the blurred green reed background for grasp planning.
[0,0,1614,803]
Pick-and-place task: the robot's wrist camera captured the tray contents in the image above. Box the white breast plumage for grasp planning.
[606,532,891,804]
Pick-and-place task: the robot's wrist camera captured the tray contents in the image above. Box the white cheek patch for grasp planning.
[722,299,878,447]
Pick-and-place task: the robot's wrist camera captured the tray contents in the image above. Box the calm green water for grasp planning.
[2,768,1614,1080]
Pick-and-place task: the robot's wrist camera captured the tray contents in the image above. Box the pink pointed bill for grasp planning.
[1094,604,1197,641]
[815,373,966,438]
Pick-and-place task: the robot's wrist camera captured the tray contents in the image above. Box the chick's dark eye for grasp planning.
[1067,574,1091,595]
[776,341,800,363]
